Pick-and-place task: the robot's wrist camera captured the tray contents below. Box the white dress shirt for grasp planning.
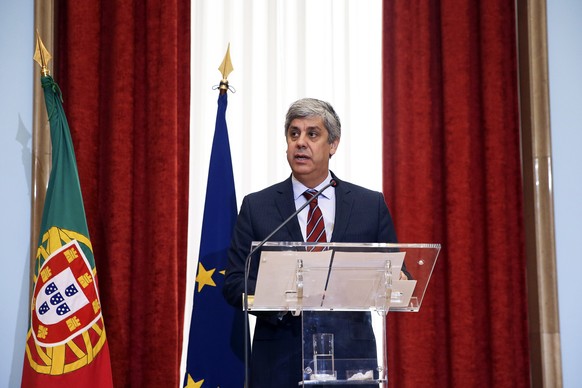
[292,172,336,241]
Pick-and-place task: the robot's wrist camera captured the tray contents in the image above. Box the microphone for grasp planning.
[242,178,337,387]
[245,178,337,268]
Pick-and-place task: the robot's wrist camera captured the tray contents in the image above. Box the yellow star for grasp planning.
[196,262,216,292]
[185,374,204,388]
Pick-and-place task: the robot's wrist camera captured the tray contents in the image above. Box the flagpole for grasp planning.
[184,44,245,388]
[30,28,54,292]
[218,43,233,96]
[218,42,250,388]
[218,43,251,388]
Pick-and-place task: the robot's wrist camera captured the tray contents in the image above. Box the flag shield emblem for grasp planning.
[31,240,102,347]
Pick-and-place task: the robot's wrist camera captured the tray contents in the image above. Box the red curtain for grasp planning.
[55,1,190,386]
[382,1,530,387]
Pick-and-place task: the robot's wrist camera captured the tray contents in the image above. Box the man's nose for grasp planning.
[296,132,307,147]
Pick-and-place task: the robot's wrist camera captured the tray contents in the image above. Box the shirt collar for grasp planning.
[291,172,334,201]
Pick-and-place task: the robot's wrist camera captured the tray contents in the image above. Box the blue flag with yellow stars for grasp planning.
[183,92,245,387]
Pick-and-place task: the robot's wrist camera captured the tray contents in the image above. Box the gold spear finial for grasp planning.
[33,31,52,77]
[218,43,233,92]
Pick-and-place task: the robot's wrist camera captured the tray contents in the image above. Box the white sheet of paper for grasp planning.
[251,249,415,311]
[252,250,332,309]
[389,280,417,308]
[321,251,405,309]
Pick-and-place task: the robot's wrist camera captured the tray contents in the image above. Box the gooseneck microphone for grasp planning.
[242,178,337,388]
[244,178,337,276]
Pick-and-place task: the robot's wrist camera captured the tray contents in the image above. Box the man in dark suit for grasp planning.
[223,98,402,387]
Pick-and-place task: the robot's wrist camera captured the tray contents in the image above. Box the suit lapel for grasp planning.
[275,174,354,242]
[274,177,304,241]
[330,175,353,242]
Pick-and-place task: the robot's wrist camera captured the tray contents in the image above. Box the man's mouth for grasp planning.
[294,154,310,161]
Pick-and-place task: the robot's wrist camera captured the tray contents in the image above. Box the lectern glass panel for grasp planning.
[246,242,440,387]
[247,242,440,313]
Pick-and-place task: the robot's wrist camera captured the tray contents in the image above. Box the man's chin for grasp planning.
[290,160,311,171]
[290,166,312,177]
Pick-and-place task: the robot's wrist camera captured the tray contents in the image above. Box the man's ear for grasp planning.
[329,140,339,158]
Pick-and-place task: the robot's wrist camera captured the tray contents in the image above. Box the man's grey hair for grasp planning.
[284,98,341,143]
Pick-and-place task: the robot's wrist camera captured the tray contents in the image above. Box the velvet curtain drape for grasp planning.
[382,1,530,387]
[54,1,190,386]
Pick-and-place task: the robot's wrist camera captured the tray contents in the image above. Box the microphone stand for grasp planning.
[242,179,337,388]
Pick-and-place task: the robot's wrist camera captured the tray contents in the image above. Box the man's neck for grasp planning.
[292,171,332,189]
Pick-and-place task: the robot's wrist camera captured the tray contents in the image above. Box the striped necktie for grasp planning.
[303,190,327,245]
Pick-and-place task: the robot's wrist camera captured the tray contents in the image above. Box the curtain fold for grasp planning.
[382,1,530,387]
[55,1,190,386]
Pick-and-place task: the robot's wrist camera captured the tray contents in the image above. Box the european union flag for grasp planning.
[184,92,245,387]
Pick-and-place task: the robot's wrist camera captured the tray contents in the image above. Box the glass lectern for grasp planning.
[246,242,440,386]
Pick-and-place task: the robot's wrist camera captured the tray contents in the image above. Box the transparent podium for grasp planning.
[246,242,440,386]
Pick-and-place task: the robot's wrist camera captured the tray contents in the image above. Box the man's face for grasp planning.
[286,116,339,188]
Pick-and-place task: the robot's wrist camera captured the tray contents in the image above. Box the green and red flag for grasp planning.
[21,72,113,387]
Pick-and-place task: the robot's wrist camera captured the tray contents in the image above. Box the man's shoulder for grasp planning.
[243,177,291,201]
[334,177,382,197]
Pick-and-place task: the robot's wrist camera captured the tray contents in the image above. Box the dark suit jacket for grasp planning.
[223,173,398,387]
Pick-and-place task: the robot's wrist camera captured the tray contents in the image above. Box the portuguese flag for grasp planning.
[21,75,113,387]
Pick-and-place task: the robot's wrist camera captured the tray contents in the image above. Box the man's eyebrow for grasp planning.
[288,125,322,131]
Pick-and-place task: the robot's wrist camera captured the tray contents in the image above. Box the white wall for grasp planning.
[547,1,582,387]
[0,1,34,387]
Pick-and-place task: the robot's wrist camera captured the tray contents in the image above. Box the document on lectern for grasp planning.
[322,251,411,309]
[251,250,332,310]
[251,249,415,311]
